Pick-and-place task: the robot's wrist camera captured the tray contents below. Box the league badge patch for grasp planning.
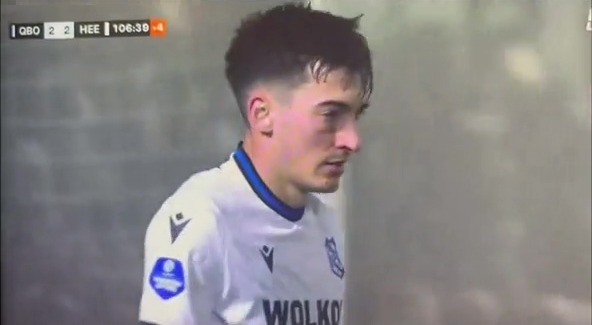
[325,237,345,279]
[149,257,185,300]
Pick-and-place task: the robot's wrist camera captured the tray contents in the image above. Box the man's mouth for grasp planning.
[323,160,347,176]
[324,160,346,166]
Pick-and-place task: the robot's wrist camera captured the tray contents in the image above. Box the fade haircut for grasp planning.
[224,2,374,123]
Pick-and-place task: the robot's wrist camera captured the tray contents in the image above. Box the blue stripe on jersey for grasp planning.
[233,142,305,222]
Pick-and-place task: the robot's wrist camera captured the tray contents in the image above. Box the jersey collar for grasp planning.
[232,142,305,222]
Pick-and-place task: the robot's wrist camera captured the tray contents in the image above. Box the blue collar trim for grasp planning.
[233,142,305,222]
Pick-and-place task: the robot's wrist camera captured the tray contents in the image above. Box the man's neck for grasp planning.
[242,136,307,209]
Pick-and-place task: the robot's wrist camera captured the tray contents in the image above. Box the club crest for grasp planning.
[325,237,345,279]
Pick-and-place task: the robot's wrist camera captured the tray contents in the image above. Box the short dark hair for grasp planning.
[224,2,374,122]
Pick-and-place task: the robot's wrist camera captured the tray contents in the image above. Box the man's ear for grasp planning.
[246,95,273,137]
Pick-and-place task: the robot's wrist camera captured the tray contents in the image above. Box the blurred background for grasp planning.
[1,0,590,324]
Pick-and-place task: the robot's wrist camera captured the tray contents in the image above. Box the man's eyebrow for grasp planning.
[315,100,370,111]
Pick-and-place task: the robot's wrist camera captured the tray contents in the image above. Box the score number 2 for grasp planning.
[44,22,75,39]
[49,25,70,35]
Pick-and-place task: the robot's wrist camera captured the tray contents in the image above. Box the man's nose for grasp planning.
[335,120,361,153]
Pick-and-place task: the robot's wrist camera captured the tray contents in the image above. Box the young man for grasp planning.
[139,3,373,324]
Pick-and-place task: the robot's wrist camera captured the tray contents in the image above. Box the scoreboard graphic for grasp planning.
[9,18,167,40]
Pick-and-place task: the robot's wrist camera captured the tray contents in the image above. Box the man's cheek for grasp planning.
[279,146,302,166]
[310,131,336,149]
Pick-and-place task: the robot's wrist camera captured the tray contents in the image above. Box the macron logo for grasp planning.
[169,213,191,244]
[259,245,274,273]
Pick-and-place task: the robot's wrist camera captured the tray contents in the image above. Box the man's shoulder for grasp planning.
[171,165,227,206]
[145,165,230,249]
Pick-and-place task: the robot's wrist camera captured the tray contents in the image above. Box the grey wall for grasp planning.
[316,1,591,324]
[1,1,591,325]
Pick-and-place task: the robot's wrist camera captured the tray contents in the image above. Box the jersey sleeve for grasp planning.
[139,192,223,325]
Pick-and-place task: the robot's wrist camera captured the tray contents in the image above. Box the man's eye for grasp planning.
[324,107,345,116]
[322,110,340,118]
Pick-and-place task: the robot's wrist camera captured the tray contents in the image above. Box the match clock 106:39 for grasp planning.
[111,20,150,36]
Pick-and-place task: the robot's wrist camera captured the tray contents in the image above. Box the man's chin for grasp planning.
[310,178,341,193]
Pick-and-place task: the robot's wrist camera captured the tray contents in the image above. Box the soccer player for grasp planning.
[138,3,373,324]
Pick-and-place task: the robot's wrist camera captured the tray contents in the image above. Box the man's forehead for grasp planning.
[295,68,366,101]
[307,66,363,89]
[262,67,368,106]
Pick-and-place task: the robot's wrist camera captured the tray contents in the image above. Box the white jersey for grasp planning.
[139,143,346,325]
